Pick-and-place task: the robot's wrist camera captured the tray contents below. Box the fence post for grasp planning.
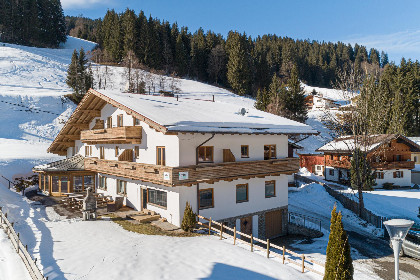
[301,254,305,273]
[303,217,306,228]
[250,234,253,252]
[266,239,270,258]
[208,218,212,235]
[319,220,322,232]
[282,246,285,264]
[17,233,19,253]
[233,226,236,245]
[219,224,223,240]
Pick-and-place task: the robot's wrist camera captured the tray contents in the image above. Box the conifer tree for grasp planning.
[66,48,93,103]
[287,65,308,122]
[255,88,270,111]
[226,31,252,96]
[324,205,353,280]
[181,202,196,232]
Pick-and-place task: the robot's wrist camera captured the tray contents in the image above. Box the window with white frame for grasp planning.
[148,189,167,208]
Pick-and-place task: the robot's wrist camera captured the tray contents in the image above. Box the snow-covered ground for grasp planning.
[341,188,420,223]
[0,229,31,280]
[0,183,320,280]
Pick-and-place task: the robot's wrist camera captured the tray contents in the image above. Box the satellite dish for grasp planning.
[240,108,247,116]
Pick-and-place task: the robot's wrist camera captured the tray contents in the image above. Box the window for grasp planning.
[84,175,94,189]
[236,184,248,203]
[44,175,49,192]
[329,169,334,176]
[134,146,140,159]
[115,146,119,157]
[133,117,140,126]
[117,114,124,127]
[329,155,333,160]
[117,179,127,195]
[107,116,112,128]
[395,155,402,162]
[156,146,166,165]
[52,176,59,192]
[415,156,418,163]
[264,145,276,160]
[98,175,107,190]
[74,176,83,192]
[241,145,249,158]
[265,181,276,198]
[394,171,404,178]
[375,172,384,179]
[199,188,214,209]
[148,189,167,208]
[316,165,322,171]
[100,146,105,159]
[85,146,92,156]
[198,146,214,162]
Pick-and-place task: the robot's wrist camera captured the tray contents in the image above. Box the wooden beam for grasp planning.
[61,134,80,140]
[72,123,90,129]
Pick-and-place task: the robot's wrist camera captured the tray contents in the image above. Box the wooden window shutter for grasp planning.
[401,171,403,177]
[115,146,119,157]
[223,149,236,162]
[393,172,397,178]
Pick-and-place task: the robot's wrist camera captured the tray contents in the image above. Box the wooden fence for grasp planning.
[0,207,46,280]
[295,175,387,229]
[196,215,325,276]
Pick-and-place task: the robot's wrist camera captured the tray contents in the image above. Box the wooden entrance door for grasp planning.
[265,210,283,239]
[51,175,69,196]
[240,216,252,240]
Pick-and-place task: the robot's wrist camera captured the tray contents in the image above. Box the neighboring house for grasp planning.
[33,89,316,239]
[298,154,325,176]
[312,95,339,110]
[316,134,420,188]
[408,137,420,185]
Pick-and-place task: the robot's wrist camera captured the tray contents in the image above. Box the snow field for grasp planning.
[0,229,31,280]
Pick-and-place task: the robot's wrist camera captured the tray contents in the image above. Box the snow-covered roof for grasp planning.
[97,89,317,135]
[316,134,420,153]
[33,154,85,172]
[408,137,420,146]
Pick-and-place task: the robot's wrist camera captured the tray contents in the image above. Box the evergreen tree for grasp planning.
[255,88,270,111]
[380,51,389,68]
[181,202,196,232]
[287,65,308,122]
[190,28,208,81]
[226,31,252,96]
[324,205,353,280]
[121,8,137,57]
[174,33,189,76]
[66,48,93,103]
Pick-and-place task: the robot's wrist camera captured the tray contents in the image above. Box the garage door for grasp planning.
[265,209,283,239]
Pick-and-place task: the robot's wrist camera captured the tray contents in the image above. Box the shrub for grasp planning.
[181,202,196,232]
[382,183,395,190]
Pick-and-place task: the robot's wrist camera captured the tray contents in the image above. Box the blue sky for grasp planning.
[62,0,420,63]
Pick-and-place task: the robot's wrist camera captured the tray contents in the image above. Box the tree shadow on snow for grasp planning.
[201,263,276,280]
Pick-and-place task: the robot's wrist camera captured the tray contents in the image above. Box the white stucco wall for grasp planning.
[178,133,289,166]
[198,175,288,221]
[374,169,412,188]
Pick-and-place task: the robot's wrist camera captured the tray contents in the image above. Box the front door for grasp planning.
[142,189,148,210]
[265,210,283,239]
[240,216,253,241]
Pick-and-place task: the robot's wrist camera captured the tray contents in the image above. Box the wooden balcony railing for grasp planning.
[326,159,351,169]
[371,161,415,170]
[84,157,299,187]
[81,126,142,144]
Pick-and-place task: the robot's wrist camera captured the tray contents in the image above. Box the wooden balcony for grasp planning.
[326,159,351,169]
[84,157,299,187]
[81,126,142,144]
[371,161,415,170]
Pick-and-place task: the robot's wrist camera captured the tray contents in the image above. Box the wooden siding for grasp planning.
[80,126,142,144]
[84,157,299,187]
[118,149,134,162]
